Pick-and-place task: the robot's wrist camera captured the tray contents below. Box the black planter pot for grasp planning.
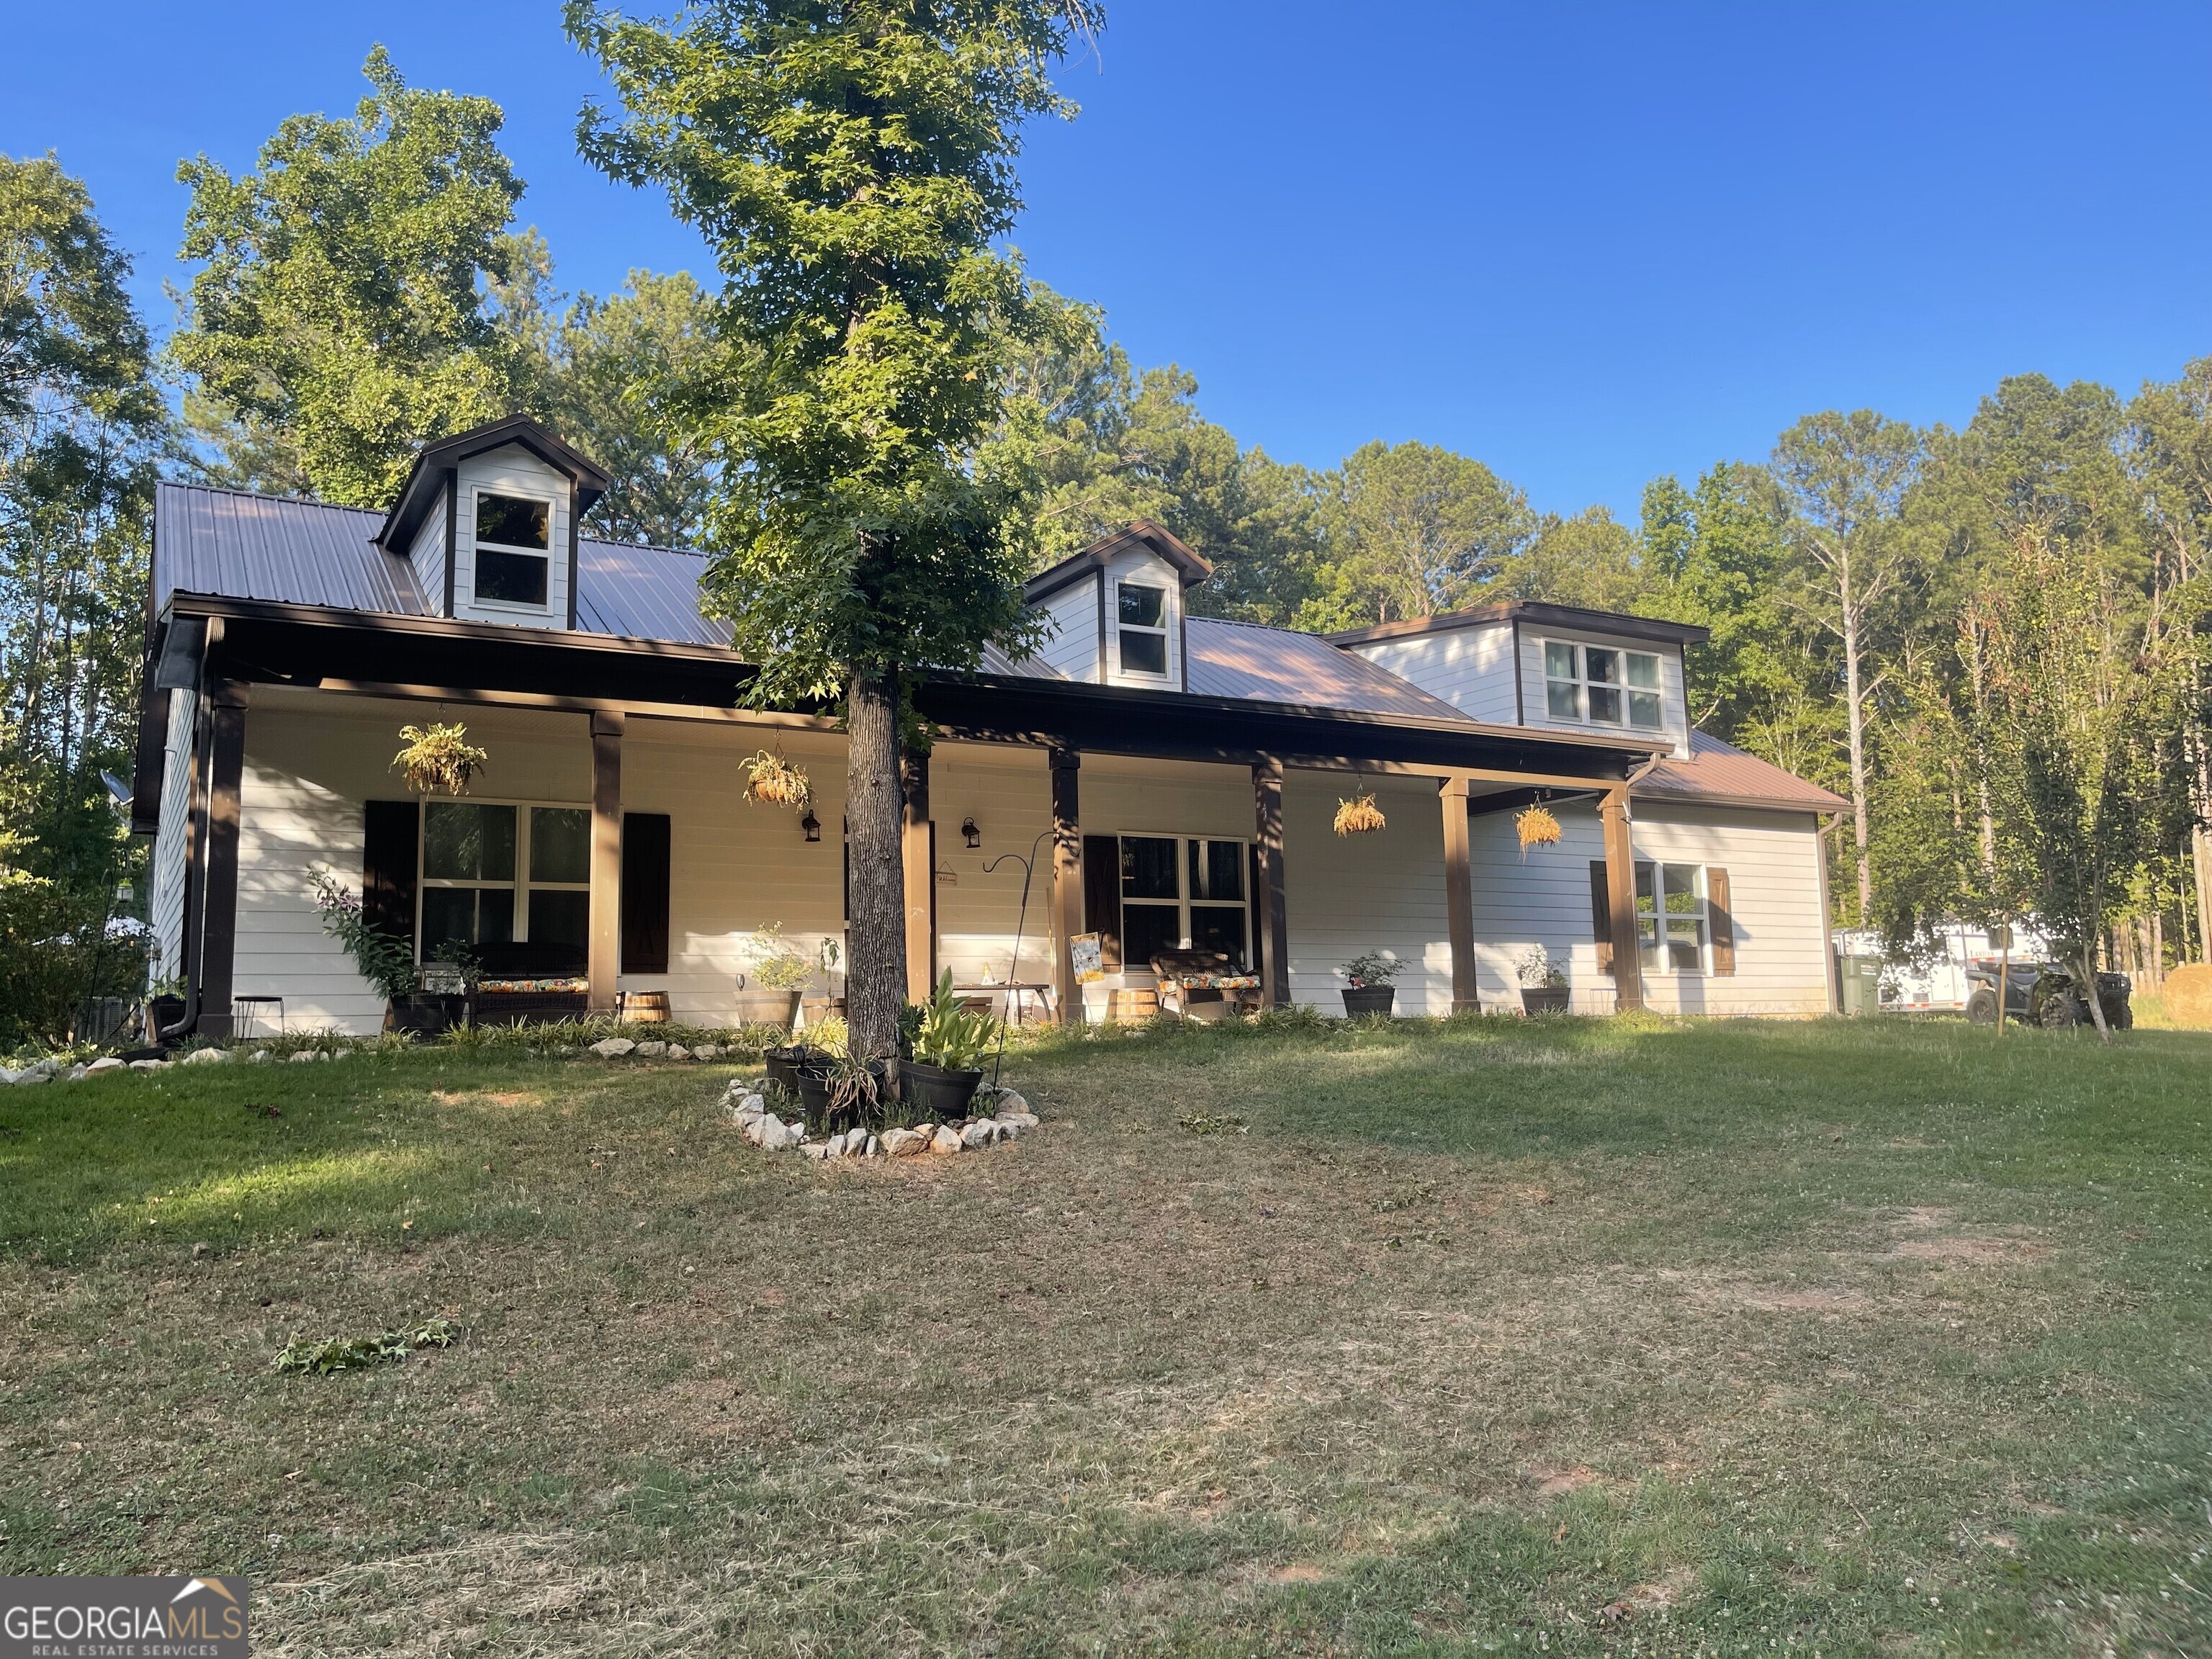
[148,994,186,1038]
[765,1045,826,1094]
[1519,986,1570,1015]
[390,993,463,1037]
[1341,986,1396,1017]
[796,1059,890,1134]
[902,1059,984,1120]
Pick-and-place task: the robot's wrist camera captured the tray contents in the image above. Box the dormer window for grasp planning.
[1544,641,1663,730]
[475,491,552,607]
[1118,582,1169,676]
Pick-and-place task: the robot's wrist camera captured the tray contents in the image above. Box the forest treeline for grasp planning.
[4,50,2208,1041]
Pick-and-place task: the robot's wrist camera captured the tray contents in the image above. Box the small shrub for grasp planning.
[274,1316,458,1375]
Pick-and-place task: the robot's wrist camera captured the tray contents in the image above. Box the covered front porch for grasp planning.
[159,597,1668,1037]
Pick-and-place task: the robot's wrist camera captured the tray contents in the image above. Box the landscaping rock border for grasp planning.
[721,1078,1039,1161]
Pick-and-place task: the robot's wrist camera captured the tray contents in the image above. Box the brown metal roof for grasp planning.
[156,482,730,647]
[1638,730,1847,812]
[1184,617,1478,722]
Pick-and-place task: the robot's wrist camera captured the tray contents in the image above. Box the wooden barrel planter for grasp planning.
[619,990,671,1024]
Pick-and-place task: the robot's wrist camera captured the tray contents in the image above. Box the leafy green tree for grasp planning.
[1488,505,1646,612]
[567,0,1087,1067]
[1295,440,1534,631]
[171,48,531,508]
[0,154,165,1046]
[1771,410,1924,925]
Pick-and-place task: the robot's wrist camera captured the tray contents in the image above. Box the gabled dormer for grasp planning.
[1331,601,1709,757]
[1020,522,1212,690]
[373,415,611,630]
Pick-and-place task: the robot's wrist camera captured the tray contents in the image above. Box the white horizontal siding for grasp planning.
[1282,772,1455,1016]
[232,693,598,1035]
[1467,799,1830,1016]
[1032,573,1101,681]
[1349,621,1517,725]
[409,483,448,616]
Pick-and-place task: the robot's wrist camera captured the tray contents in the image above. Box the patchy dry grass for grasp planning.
[2,1014,2209,1655]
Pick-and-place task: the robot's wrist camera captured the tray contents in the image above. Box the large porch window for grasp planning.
[1118,834,1249,968]
[419,801,591,956]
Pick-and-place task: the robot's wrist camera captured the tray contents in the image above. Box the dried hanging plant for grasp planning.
[1333,793,1387,836]
[392,723,489,796]
[1515,803,1563,852]
[742,749,813,809]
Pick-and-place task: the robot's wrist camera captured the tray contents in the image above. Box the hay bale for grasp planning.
[2159,962,2212,1028]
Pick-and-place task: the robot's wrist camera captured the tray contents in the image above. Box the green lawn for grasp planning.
[2,1015,2208,1656]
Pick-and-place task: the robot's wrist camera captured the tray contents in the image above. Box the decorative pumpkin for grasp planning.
[392,723,489,796]
[742,749,813,809]
[1515,803,1563,851]
[1333,793,1387,836]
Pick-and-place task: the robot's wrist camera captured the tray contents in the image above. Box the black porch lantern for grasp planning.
[800,808,822,842]
[961,815,981,849]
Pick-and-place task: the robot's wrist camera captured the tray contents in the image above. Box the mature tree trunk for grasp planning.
[2079,945,2113,1043]
[1840,586,1874,922]
[844,665,908,1071]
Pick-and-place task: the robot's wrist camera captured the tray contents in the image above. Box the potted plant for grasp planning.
[737,923,813,1032]
[1340,952,1398,1017]
[310,873,427,1033]
[146,974,186,1039]
[901,970,999,1118]
[1516,944,1570,1015]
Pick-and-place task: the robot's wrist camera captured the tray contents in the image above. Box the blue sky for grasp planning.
[8,1,2209,519]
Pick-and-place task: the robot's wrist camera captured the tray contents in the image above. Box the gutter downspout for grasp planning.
[155,619,217,1045]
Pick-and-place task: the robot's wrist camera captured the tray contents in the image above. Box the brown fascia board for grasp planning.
[162,590,1671,774]
[1329,601,1711,649]
[1023,521,1215,603]
[1635,782,1848,815]
[374,415,614,553]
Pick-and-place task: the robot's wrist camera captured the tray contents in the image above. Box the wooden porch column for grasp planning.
[1440,775,1478,1014]
[196,682,249,1040]
[1049,746,1084,1023]
[1600,784,1645,1012]
[590,711,624,1014]
[902,747,935,1003]
[1251,757,1290,1007]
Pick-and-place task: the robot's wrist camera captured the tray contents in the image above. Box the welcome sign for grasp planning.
[1,1576,248,1658]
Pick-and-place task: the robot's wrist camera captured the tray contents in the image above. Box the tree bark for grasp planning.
[845,667,907,1071]
[2079,945,2113,1044]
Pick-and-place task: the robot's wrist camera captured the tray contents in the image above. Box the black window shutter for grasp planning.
[1083,834,1123,969]
[1588,860,1613,974]
[363,801,419,952]
[621,812,671,974]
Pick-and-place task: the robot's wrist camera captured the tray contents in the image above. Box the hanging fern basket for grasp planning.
[1333,793,1387,837]
[392,723,490,796]
[1514,803,1563,852]
[742,750,813,809]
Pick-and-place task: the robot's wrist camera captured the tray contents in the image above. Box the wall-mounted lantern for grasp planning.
[961,816,981,850]
[801,808,822,842]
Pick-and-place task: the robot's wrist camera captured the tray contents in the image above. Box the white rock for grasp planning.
[930,1124,965,1156]
[590,1037,637,1058]
[692,1043,719,1061]
[247,1050,271,1064]
[289,1051,319,1064]
[961,1120,997,1150]
[64,1064,89,1082]
[801,1142,832,1161]
[881,1128,925,1158]
[996,1108,1040,1129]
[85,1056,125,1075]
[995,1091,1030,1117]
[16,1070,50,1085]
[635,1040,667,1057]
[666,1044,691,1061]
[127,1058,166,1074]
[865,1134,881,1158]
[22,1058,58,1081]
[757,1116,797,1151]
[0,1068,17,1085]
[182,1046,231,1066]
